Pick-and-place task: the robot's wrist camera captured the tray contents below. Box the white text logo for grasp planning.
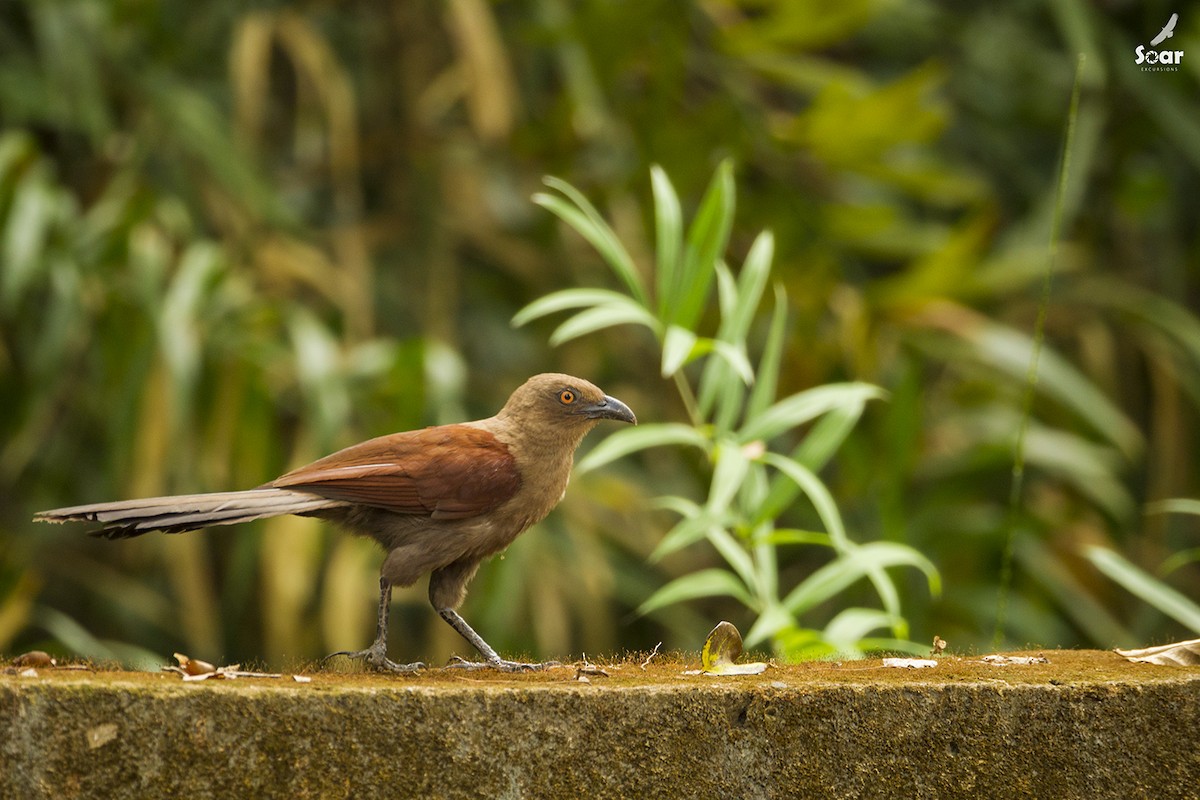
[1136,13,1183,71]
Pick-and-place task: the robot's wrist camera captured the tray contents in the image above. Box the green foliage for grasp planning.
[519,165,939,659]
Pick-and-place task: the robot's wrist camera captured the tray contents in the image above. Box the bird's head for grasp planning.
[499,374,637,434]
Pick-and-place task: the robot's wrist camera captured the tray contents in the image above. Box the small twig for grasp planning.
[640,642,662,671]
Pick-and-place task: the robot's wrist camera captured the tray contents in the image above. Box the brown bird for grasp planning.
[34,373,636,672]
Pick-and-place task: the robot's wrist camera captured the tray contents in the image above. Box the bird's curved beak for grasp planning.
[584,394,637,425]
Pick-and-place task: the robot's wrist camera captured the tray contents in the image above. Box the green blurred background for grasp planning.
[2,0,1199,669]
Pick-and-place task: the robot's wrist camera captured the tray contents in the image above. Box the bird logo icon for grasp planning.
[1150,13,1179,47]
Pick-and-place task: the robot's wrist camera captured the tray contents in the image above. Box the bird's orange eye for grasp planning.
[559,389,576,405]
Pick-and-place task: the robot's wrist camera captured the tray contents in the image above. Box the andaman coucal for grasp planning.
[34,373,636,672]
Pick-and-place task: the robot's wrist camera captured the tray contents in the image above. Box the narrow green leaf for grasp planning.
[512,288,638,327]
[661,325,699,377]
[637,569,754,616]
[782,542,940,616]
[1160,548,1200,577]
[548,301,660,346]
[1147,499,1200,517]
[757,408,865,523]
[1014,535,1132,645]
[725,230,775,342]
[759,528,833,548]
[760,452,850,549]
[706,440,751,515]
[738,383,885,444]
[705,525,758,595]
[534,189,647,304]
[674,160,735,329]
[1085,546,1200,634]
[751,521,779,601]
[744,603,795,647]
[576,423,710,474]
[822,608,902,649]
[746,284,789,419]
[650,514,718,562]
[709,340,754,385]
[715,261,737,322]
[651,165,682,318]
[2,166,56,306]
[649,495,702,518]
[957,320,1142,459]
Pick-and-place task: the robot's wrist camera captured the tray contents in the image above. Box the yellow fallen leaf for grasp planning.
[689,621,768,676]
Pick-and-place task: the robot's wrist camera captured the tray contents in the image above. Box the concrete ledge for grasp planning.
[2,651,1198,798]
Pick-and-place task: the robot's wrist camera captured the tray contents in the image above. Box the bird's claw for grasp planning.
[323,647,425,674]
[444,655,560,673]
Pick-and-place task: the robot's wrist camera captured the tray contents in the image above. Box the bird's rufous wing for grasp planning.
[268,424,519,520]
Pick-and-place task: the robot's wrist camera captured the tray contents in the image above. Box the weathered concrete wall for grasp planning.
[2,652,1198,798]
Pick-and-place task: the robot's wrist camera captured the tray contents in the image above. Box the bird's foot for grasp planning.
[322,645,424,674]
[444,655,561,673]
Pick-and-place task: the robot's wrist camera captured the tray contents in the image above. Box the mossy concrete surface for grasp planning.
[2,650,1198,798]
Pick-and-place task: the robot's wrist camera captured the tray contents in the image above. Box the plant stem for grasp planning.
[993,53,1085,649]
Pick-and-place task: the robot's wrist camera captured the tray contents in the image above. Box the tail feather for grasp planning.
[34,489,346,539]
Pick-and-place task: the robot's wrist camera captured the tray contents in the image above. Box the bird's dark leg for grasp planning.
[323,576,424,673]
[430,559,556,672]
[438,608,555,672]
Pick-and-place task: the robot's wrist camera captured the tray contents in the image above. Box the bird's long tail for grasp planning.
[34,489,346,540]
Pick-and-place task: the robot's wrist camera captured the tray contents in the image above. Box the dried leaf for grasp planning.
[1115,638,1200,666]
[166,653,285,681]
[174,652,216,676]
[292,675,313,683]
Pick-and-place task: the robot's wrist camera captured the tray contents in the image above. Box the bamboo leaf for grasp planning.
[651,165,682,318]
[725,230,774,343]
[707,440,751,515]
[782,542,940,616]
[673,159,734,329]
[738,383,885,444]
[661,325,698,377]
[1085,546,1200,634]
[650,514,717,562]
[548,301,660,346]
[709,340,755,385]
[637,569,753,616]
[1147,499,1200,517]
[822,608,902,650]
[957,320,1143,459]
[512,288,640,327]
[760,452,850,549]
[746,283,788,419]
[705,525,758,595]
[534,188,647,304]
[576,423,710,474]
[744,603,795,647]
